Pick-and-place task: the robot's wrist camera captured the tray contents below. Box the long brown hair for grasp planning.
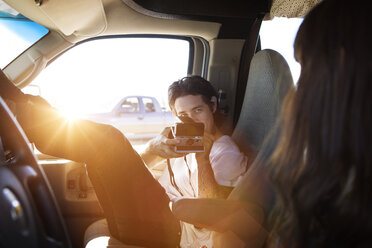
[269,0,372,247]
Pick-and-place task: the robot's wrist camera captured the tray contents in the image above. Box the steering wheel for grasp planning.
[0,97,72,248]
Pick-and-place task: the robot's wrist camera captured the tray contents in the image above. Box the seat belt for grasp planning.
[233,16,263,126]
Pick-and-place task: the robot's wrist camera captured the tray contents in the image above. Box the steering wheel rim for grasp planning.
[0,97,72,248]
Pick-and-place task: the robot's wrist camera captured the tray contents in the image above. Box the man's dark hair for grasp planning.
[168,75,218,111]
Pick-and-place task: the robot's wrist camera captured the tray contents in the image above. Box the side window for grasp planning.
[121,97,139,113]
[23,37,189,150]
[260,17,303,83]
[25,37,189,118]
[143,97,156,113]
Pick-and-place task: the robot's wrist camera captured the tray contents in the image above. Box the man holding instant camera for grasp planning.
[0,71,255,248]
[141,76,255,248]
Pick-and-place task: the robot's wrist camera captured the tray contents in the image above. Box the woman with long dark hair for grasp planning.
[269,0,372,247]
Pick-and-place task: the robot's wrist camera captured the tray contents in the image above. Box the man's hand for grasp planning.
[147,133,186,159]
[195,131,214,161]
[141,127,187,167]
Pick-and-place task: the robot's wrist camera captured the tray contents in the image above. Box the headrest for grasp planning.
[232,49,293,153]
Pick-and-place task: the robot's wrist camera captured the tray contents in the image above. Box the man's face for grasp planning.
[173,94,216,134]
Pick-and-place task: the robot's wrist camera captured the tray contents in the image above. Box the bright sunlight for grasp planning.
[28,38,189,118]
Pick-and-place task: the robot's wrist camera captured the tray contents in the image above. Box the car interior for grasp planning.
[0,0,321,247]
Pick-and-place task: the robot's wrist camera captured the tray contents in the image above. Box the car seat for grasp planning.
[83,49,294,248]
[171,49,294,247]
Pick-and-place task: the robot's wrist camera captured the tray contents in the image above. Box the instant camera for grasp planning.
[170,117,204,153]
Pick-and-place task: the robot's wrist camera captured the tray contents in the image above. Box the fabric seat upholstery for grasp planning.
[232,49,293,153]
[229,48,294,208]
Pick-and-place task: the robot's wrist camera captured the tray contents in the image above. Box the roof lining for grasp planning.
[123,0,271,19]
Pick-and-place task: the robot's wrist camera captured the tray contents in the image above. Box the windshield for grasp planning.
[0,0,49,68]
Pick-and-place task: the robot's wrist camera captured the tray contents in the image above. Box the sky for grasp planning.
[0,19,48,68]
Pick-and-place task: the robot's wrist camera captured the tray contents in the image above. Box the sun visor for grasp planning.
[37,0,107,36]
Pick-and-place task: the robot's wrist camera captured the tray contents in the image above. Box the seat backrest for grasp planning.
[228,50,293,223]
[212,49,294,247]
[232,49,293,154]
[229,49,294,209]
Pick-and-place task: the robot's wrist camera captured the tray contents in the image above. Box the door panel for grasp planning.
[40,159,103,248]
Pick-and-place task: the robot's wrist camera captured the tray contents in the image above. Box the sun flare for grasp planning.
[59,108,82,121]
